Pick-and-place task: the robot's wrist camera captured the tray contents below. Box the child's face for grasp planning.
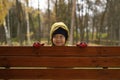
[52,34,66,46]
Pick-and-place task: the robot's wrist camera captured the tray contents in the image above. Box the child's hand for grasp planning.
[76,42,87,48]
[33,42,44,48]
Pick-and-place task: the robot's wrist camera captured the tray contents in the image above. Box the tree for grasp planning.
[25,0,31,45]
[0,0,13,45]
[69,0,76,45]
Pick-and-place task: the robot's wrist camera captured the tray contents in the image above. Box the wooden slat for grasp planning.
[0,69,120,79]
[100,47,120,56]
[0,46,120,56]
[0,46,100,56]
[0,46,35,56]
[0,56,120,67]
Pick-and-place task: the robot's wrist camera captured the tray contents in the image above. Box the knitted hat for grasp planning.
[52,27,68,40]
[50,22,69,40]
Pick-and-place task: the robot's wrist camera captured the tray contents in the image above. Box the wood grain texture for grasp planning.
[0,46,120,79]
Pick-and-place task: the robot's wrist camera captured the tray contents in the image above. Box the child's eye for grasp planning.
[53,34,65,39]
[60,35,65,38]
[60,36,62,38]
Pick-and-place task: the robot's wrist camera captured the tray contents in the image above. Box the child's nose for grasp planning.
[56,37,61,40]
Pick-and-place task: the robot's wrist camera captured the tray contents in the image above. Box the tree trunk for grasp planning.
[47,0,50,44]
[69,0,76,45]
[3,19,11,45]
[36,0,41,42]
[26,8,30,45]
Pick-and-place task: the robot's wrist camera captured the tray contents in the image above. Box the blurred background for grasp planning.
[0,0,120,46]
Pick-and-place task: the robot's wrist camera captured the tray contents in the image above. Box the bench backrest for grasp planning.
[0,46,120,80]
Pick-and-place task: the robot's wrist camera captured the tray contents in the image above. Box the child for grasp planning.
[33,22,87,47]
[50,22,69,46]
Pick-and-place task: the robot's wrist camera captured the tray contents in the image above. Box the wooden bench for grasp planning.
[0,46,120,80]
